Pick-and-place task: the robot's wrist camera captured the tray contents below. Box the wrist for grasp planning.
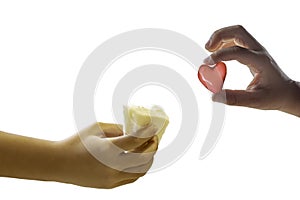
[50,135,86,185]
[280,80,300,117]
[42,141,69,182]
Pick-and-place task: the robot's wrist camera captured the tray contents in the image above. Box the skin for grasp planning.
[204,25,300,117]
[0,122,158,189]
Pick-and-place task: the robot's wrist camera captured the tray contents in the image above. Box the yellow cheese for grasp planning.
[123,105,169,141]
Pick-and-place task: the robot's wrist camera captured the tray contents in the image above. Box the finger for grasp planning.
[98,122,124,138]
[212,89,263,108]
[123,158,154,174]
[131,135,159,153]
[109,125,157,151]
[205,25,263,52]
[204,46,264,72]
[119,142,157,168]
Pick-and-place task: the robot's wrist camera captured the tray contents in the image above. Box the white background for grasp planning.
[0,0,300,199]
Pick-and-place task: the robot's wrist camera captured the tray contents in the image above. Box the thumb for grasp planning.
[212,89,261,108]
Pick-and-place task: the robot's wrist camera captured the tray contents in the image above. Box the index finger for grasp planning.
[205,25,263,52]
[204,46,265,73]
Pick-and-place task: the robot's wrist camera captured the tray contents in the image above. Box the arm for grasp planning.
[204,25,300,117]
[0,123,158,188]
[0,131,61,181]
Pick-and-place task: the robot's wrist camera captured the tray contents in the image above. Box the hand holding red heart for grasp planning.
[198,25,300,117]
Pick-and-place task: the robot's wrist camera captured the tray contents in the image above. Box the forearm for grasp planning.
[280,80,300,117]
[0,131,63,182]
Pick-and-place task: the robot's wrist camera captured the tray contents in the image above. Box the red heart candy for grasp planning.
[198,62,227,93]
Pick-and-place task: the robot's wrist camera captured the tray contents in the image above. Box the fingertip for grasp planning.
[205,34,217,51]
[205,39,212,50]
[212,91,226,103]
[203,56,215,65]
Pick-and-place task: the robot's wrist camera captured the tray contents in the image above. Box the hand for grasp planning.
[0,122,158,189]
[55,122,158,188]
[204,25,300,117]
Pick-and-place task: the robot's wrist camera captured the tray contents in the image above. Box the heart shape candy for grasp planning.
[198,62,227,93]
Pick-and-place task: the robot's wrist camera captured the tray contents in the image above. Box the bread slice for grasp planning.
[123,105,169,141]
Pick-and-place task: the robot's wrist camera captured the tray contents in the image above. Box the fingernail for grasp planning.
[203,56,214,65]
